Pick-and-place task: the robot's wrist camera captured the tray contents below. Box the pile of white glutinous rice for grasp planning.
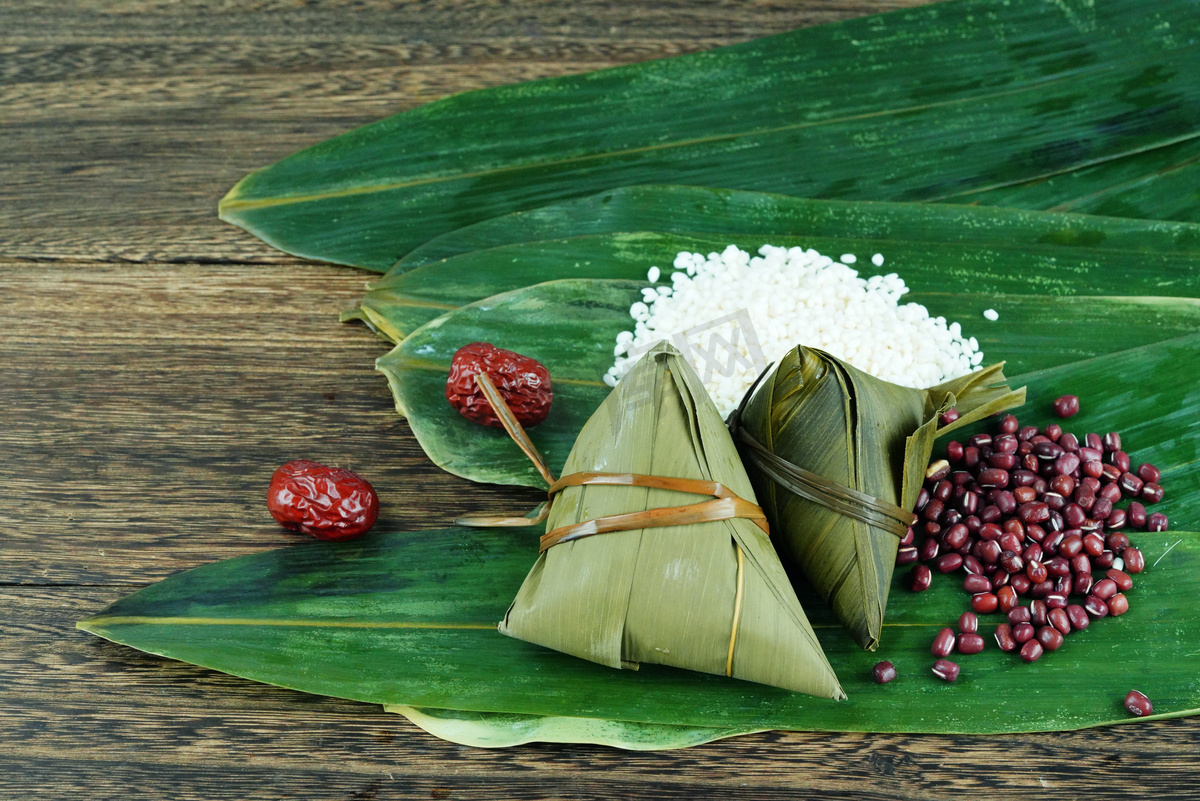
[605,244,986,418]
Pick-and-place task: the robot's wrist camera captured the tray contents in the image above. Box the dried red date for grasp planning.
[445,342,553,428]
[267,460,379,541]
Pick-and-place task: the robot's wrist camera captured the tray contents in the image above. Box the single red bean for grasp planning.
[1037,625,1064,651]
[1124,690,1153,717]
[1085,434,1103,451]
[932,659,960,682]
[1030,600,1048,626]
[1081,475,1102,493]
[1026,560,1048,584]
[1099,482,1123,503]
[979,523,1003,541]
[946,441,965,463]
[1054,575,1072,595]
[1044,423,1063,441]
[993,569,1011,589]
[1007,606,1032,625]
[1105,508,1127,530]
[999,532,1022,554]
[1124,547,1145,574]
[1000,551,1024,575]
[1013,486,1038,504]
[1059,433,1080,452]
[1118,472,1144,496]
[933,479,953,502]
[977,540,1002,565]
[963,574,992,594]
[1066,604,1090,631]
[963,555,984,575]
[1092,578,1119,600]
[1102,432,1122,452]
[997,585,1019,613]
[1026,523,1046,543]
[1142,483,1164,504]
[1073,572,1094,596]
[1137,463,1161,484]
[1106,531,1130,551]
[1018,425,1040,441]
[1018,502,1050,523]
[1082,532,1105,556]
[1059,534,1083,558]
[919,537,940,562]
[964,447,981,469]
[1013,622,1035,644]
[942,523,970,550]
[923,499,945,522]
[978,468,1010,489]
[872,661,898,684]
[955,491,979,515]
[936,553,964,573]
[939,407,960,426]
[1050,474,1076,498]
[995,623,1017,652]
[1053,395,1080,418]
[923,521,944,539]
[968,433,993,448]
[932,627,957,657]
[1106,568,1133,591]
[1033,441,1064,461]
[1046,557,1071,578]
[1085,595,1110,618]
[1048,607,1071,635]
[971,592,999,614]
[1108,593,1130,616]
[959,612,979,634]
[1082,460,1105,480]
[1022,543,1044,565]
[1148,512,1169,532]
[1043,492,1066,512]
[957,633,986,655]
[1010,572,1032,595]
[896,547,918,566]
[1054,453,1081,477]
[979,504,1002,523]
[1045,592,1068,609]
[1031,579,1054,597]
[914,487,931,512]
[988,452,1017,471]
[1070,554,1091,576]
[1127,501,1148,528]
[999,414,1020,434]
[1020,639,1044,662]
[1043,530,1066,554]
[1094,550,1116,569]
[909,565,933,592]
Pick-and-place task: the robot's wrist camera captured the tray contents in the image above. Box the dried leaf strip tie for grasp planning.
[458,371,767,677]
[541,472,769,551]
[727,380,915,540]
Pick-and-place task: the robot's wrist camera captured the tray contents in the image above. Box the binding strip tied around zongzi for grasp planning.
[472,342,844,699]
[730,345,1026,651]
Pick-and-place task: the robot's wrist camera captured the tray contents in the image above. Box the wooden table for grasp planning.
[4,1,1198,798]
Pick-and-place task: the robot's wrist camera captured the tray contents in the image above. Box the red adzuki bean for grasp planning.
[1053,395,1080,418]
[873,661,898,684]
[1124,690,1153,717]
[932,659,960,682]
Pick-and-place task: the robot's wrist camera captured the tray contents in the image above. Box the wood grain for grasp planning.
[3,0,1198,798]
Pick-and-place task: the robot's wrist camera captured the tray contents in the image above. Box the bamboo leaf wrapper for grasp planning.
[734,347,1025,650]
[499,343,845,699]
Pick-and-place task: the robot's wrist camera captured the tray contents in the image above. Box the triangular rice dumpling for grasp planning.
[499,342,845,699]
[732,345,1025,651]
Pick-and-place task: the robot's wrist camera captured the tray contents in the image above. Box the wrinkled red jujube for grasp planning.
[267,459,379,541]
[445,342,553,428]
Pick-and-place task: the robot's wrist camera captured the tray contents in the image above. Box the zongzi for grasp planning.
[730,346,1025,651]
[491,342,845,699]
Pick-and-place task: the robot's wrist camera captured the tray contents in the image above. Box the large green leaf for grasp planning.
[219,0,1200,271]
[376,211,1200,486]
[78,334,1200,746]
[390,186,1200,276]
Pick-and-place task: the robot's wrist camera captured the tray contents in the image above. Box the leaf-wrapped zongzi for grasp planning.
[731,346,1025,651]
[495,342,845,699]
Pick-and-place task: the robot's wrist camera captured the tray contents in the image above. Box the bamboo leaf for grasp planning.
[78,333,1200,744]
[219,0,1200,270]
[377,213,1200,487]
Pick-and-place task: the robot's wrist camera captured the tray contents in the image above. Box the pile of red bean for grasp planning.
[897,395,1168,679]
